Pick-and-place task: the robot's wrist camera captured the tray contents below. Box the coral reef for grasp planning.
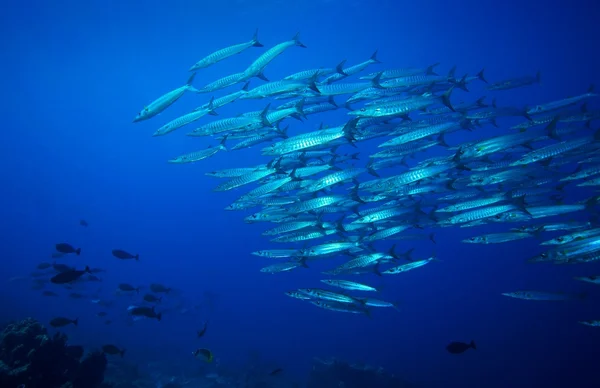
[0,317,107,388]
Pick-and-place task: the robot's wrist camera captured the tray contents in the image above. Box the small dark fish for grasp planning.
[96,312,108,317]
[112,249,139,260]
[79,219,88,227]
[42,291,59,297]
[150,283,171,293]
[104,320,112,325]
[269,368,283,376]
[50,266,91,284]
[65,345,84,360]
[446,340,476,354]
[192,348,214,362]
[37,262,52,270]
[102,344,126,357]
[56,243,81,256]
[143,294,162,303]
[197,321,208,338]
[118,283,139,293]
[50,317,78,328]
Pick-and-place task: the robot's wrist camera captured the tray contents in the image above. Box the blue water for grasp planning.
[2,0,600,386]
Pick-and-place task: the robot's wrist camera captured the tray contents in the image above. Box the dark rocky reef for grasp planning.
[0,317,107,388]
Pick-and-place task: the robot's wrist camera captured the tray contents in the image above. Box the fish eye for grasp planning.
[556,237,564,242]
[360,108,366,112]
[541,253,547,258]
[470,237,475,241]
[252,214,257,218]
[306,288,311,292]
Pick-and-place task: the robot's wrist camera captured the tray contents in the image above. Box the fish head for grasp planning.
[133,107,150,122]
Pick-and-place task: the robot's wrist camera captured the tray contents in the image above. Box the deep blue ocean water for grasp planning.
[1,0,600,387]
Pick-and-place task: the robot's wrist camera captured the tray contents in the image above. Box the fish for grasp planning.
[446,340,476,354]
[150,283,172,293]
[55,243,81,255]
[189,29,263,71]
[193,348,214,362]
[79,219,88,227]
[50,266,91,284]
[50,317,78,328]
[133,73,198,122]
[501,291,587,301]
[112,250,139,261]
[143,294,162,303]
[127,305,162,321]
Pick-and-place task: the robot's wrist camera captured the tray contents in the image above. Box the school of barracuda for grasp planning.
[133,30,600,323]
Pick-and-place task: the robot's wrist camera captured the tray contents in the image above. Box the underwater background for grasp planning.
[1,0,600,387]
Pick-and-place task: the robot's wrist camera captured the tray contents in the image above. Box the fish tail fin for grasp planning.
[260,103,272,127]
[156,313,162,321]
[121,349,126,357]
[371,72,383,89]
[470,340,476,350]
[437,133,450,148]
[135,254,139,261]
[85,265,91,273]
[292,32,306,48]
[76,248,81,255]
[369,49,381,64]
[186,72,196,86]
[441,86,455,112]
[220,134,229,151]
[335,59,348,76]
[425,62,440,76]
[454,74,469,92]
[295,98,307,119]
[476,68,487,84]
[513,195,531,216]
[328,96,338,107]
[373,262,382,277]
[73,318,78,326]
[429,233,437,244]
[256,71,269,82]
[252,28,263,47]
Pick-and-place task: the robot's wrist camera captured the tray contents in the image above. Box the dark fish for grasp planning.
[197,321,208,338]
[55,243,81,255]
[37,262,52,270]
[150,283,171,293]
[143,294,162,303]
[112,249,139,260]
[104,320,112,325]
[65,345,84,360]
[96,312,108,317]
[127,305,162,321]
[42,291,59,297]
[50,317,78,328]
[192,348,214,362]
[102,344,126,357]
[118,283,139,293]
[446,340,476,354]
[269,368,283,376]
[79,219,88,227]
[50,266,91,284]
